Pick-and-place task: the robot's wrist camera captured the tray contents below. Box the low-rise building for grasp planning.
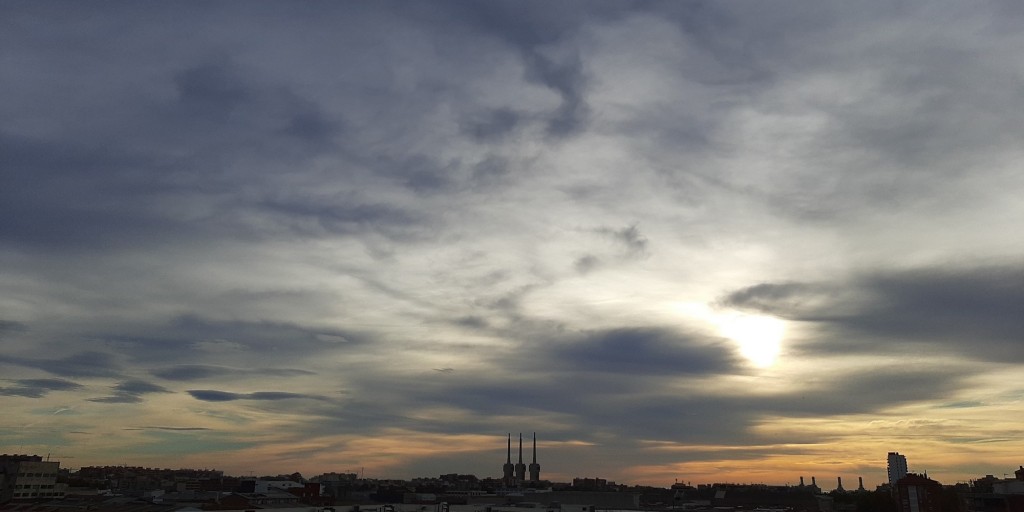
[0,454,64,503]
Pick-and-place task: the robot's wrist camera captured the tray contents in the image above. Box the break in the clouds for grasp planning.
[2,0,1023,487]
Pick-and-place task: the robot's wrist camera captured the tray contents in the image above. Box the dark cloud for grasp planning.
[470,155,511,185]
[445,1,622,137]
[173,62,251,120]
[718,281,845,322]
[249,391,321,401]
[461,108,522,141]
[573,254,600,274]
[596,224,649,257]
[524,51,590,137]
[724,264,1024,360]
[451,0,602,48]
[128,426,213,431]
[0,132,182,251]
[284,336,968,446]
[282,108,342,146]
[452,316,489,330]
[753,365,970,418]
[187,390,325,402]
[88,379,172,404]
[151,365,225,381]
[0,320,28,337]
[398,157,456,193]
[113,380,171,395]
[552,327,739,375]
[98,315,367,366]
[937,401,985,409]
[0,351,121,378]
[185,390,239,402]
[88,395,143,404]
[260,197,425,239]
[160,58,344,159]
[0,378,83,398]
[152,365,315,382]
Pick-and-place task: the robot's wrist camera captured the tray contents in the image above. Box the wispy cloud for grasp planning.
[187,390,328,402]
[0,378,82,398]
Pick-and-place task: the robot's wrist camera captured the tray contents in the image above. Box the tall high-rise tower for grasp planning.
[528,432,541,481]
[514,433,527,482]
[887,452,908,488]
[502,434,514,485]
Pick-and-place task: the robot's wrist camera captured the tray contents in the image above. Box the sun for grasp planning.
[715,311,786,367]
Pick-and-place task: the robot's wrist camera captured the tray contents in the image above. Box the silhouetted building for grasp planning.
[973,475,1003,494]
[573,477,612,490]
[529,432,541,482]
[74,465,223,492]
[501,433,540,487]
[897,473,942,512]
[889,452,910,488]
[709,483,832,511]
[963,494,1024,512]
[287,482,332,506]
[502,433,515,487]
[515,434,527,483]
[218,490,300,508]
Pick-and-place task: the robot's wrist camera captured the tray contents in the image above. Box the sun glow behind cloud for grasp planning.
[673,303,786,368]
[716,312,786,368]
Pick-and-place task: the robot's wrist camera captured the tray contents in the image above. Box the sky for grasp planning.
[2,0,1023,488]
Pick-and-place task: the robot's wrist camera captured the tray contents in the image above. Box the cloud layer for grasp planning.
[2,0,1023,487]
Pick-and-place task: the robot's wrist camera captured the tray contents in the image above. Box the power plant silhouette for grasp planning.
[502,433,540,487]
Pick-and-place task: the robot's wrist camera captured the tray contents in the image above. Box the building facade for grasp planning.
[889,452,909,488]
[0,455,64,503]
[897,473,943,512]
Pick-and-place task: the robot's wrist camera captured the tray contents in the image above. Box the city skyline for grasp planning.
[3,1,1024,487]
[9,448,1017,493]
